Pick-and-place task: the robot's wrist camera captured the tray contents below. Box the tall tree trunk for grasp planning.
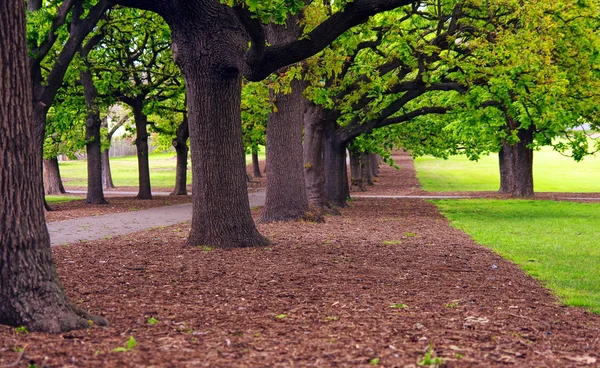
[259,18,308,223]
[0,0,106,332]
[303,103,339,214]
[43,157,66,195]
[132,105,152,200]
[171,115,189,195]
[252,150,262,178]
[349,151,365,191]
[361,153,375,185]
[80,67,107,204]
[260,79,309,223]
[324,120,350,207]
[177,49,268,247]
[498,126,535,197]
[102,149,116,189]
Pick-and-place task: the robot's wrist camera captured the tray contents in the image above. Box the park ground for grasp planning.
[2,153,600,367]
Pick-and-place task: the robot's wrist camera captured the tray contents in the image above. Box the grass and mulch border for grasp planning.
[2,152,599,367]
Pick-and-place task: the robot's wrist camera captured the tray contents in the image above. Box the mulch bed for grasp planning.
[2,155,599,367]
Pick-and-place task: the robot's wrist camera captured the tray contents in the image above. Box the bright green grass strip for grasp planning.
[59,150,266,188]
[46,195,82,204]
[415,146,600,192]
[434,199,600,313]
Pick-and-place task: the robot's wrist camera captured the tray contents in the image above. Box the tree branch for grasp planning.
[243,0,418,81]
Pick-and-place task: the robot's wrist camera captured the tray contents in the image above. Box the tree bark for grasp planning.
[43,157,66,195]
[0,0,107,332]
[324,121,350,207]
[80,67,107,204]
[361,153,375,185]
[102,149,116,189]
[349,151,366,191]
[170,15,267,247]
[370,153,380,177]
[498,126,535,197]
[260,79,309,223]
[251,150,262,178]
[303,103,339,214]
[132,105,152,200]
[171,115,189,196]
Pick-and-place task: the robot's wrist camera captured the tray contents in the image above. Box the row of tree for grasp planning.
[1,0,600,332]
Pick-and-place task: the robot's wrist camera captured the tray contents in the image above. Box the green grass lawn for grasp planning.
[46,195,83,204]
[59,150,266,188]
[434,199,600,314]
[415,146,600,192]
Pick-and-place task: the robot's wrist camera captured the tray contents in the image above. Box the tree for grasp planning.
[0,0,107,333]
[102,114,130,189]
[110,0,418,247]
[27,0,110,196]
[93,7,183,200]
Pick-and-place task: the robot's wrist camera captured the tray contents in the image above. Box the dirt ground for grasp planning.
[3,153,599,367]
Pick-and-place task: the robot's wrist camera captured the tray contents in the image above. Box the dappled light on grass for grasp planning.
[435,199,600,313]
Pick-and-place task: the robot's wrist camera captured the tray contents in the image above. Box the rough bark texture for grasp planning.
[498,126,535,198]
[132,105,152,200]
[43,157,66,195]
[80,67,107,204]
[0,0,107,332]
[324,121,350,207]
[166,8,267,247]
[370,153,380,177]
[101,149,116,189]
[171,116,189,196]
[259,19,309,223]
[260,79,309,223]
[251,151,262,178]
[303,103,339,214]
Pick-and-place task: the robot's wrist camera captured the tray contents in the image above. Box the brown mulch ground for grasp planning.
[2,155,600,367]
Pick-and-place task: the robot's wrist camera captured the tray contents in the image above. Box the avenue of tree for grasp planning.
[2,0,600,332]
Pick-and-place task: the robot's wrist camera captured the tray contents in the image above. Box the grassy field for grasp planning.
[434,199,600,314]
[415,146,600,192]
[58,150,265,189]
[46,195,83,204]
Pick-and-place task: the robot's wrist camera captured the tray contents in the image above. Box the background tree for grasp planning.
[0,0,107,333]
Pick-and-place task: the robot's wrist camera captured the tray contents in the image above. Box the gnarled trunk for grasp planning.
[252,150,262,178]
[260,79,308,223]
[132,105,152,200]
[102,149,116,189]
[0,1,107,332]
[171,116,189,196]
[80,67,107,204]
[498,126,534,197]
[370,153,380,177]
[43,157,66,195]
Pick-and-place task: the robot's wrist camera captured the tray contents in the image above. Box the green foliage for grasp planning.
[435,199,600,313]
[389,303,409,309]
[147,317,159,325]
[113,336,137,352]
[14,326,28,334]
[417,344,443,366]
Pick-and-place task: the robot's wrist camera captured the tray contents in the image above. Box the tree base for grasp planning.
[187,230,269,249]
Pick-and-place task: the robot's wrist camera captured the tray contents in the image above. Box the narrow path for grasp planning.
[47,190,266,246]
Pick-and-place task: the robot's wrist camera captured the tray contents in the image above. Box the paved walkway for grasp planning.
[48,191,266,246]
